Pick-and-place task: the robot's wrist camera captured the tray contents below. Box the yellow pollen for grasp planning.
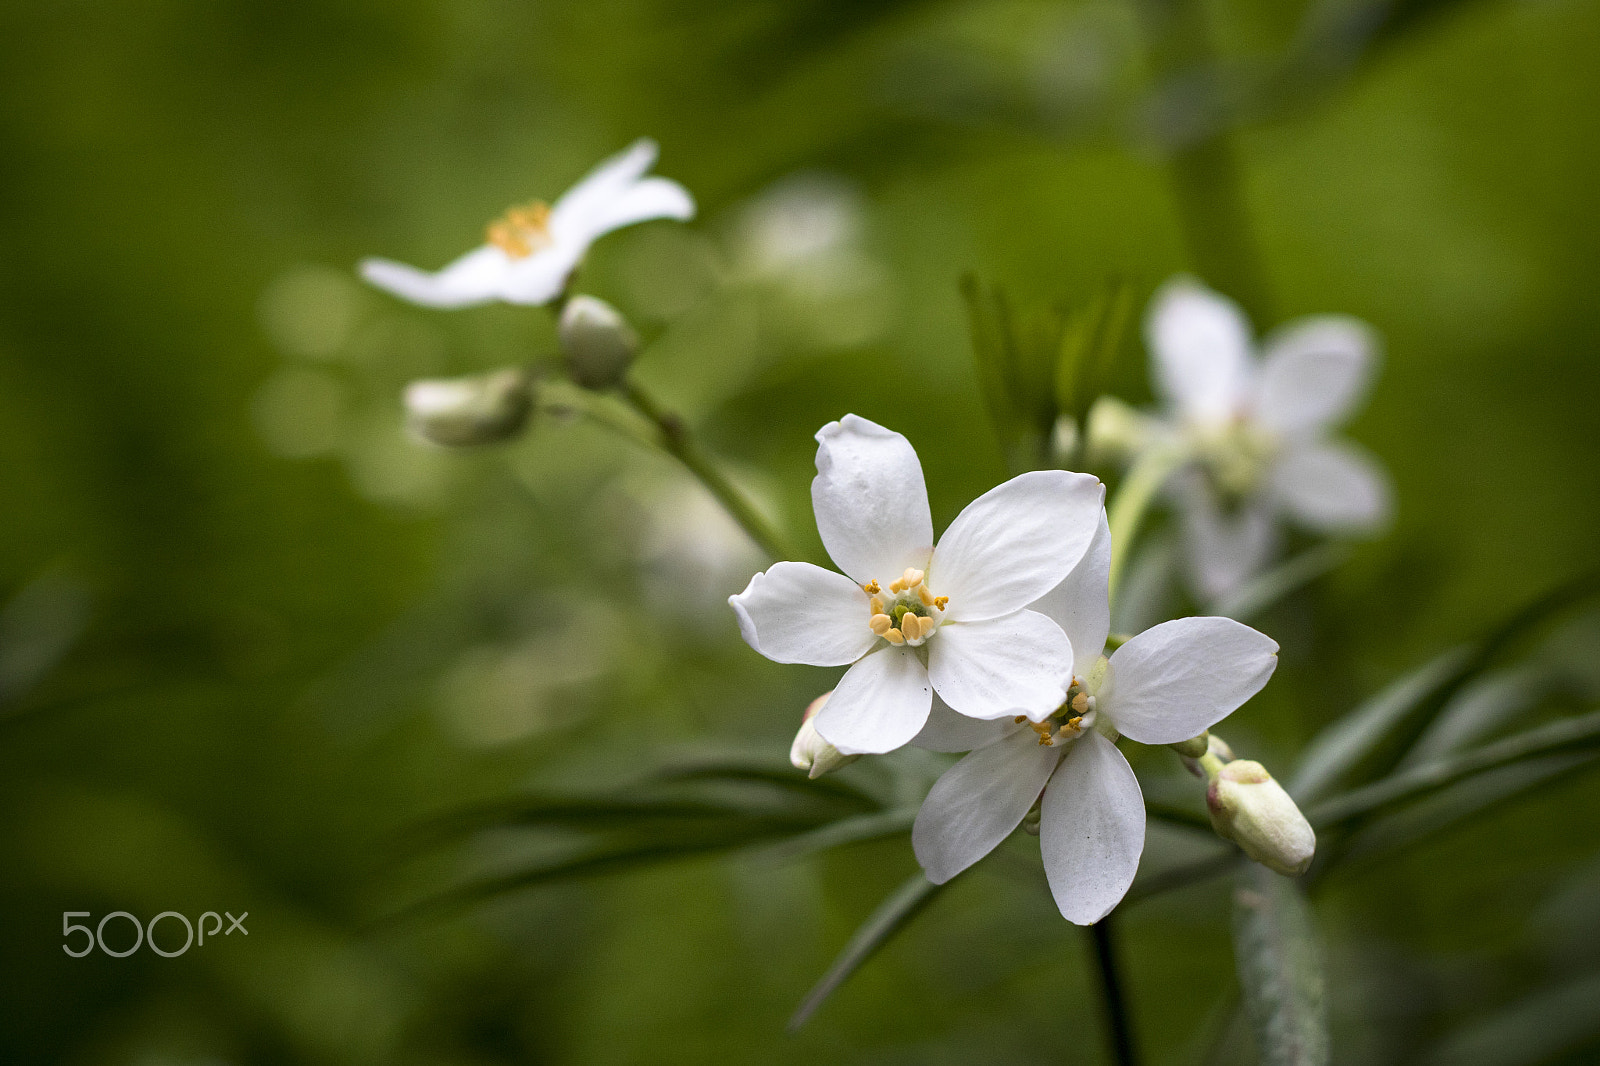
[902,568,924,587]
[1030,720,1054,745]
[917,586,935,606]
[1071,692,1089,713]
[869,595,884,614]
[1014,715,1028,724]
[885,628,905,645]
[486,200,552,259]
[869,613,893,636]
[863,580,880,595]
[933,596,948,611]
[888,579,906,593]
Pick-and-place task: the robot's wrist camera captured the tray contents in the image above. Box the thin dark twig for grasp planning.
[1090,914,1140,1066]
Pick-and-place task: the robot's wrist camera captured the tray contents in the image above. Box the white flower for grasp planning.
[911,513,1279,923]
[1145,277,1392,600]
[360,139,694,309]
[729,415,1103,755]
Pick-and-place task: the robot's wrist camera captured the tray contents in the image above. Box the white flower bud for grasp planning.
[790,691,858,780]
[559,295,639,389]
[1206,760,1316,876]
[1085,395,1156,465]
[404,368,534,447]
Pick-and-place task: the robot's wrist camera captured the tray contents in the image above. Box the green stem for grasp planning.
[619,379,797,562]
[1107,446,1184,602]
[1090,915,1141,1066]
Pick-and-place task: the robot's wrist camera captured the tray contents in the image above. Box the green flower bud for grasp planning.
[1206,760,1316,876]
[790,692,858,780]
[1170,732,1210,759]
[559,295,639,389]
[404,367,534,447]
[1085,395,1156,465]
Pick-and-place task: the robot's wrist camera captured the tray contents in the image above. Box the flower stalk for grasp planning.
[621,378,797,563]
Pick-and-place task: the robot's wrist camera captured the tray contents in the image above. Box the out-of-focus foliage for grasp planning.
[2,0,1599,1062]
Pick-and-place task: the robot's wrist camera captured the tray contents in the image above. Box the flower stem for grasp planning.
[619,378,797,562]
[1090,915,1140,1066]
[1107,446,1184,602]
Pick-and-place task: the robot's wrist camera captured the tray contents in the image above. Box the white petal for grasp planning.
[926,609,1071,722]
[930,470,1104,623]
[561,177,695,246]
[1029,509,1111,678]
[1102,617,1278,744]
[1177,477,1278,603]
[813,645,931,755]
[1270,441,1392,532]
[549,138,661,238]
[727,562,873,666]
[359,246,509,309]
[1147,277,1255,424]
[1254,316,1376,436]
[810,415,934,585]
[912,726,1060,883]
[497,244,586,306]
[1039,731,1145,925]
[911,694,1013,753]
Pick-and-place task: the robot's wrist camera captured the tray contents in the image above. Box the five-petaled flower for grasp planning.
[729,415,1104,755]
[360,139,694,309]
[911,511,1279,924]
[1143,277,1392,600]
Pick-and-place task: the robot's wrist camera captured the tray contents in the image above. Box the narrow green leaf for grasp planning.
[1210,543,1350,624]
[1232,863,1329,1066]
[961,275,1026,456]
[1289,645,1475,805]
[1332,752,1594,871]
[1420,970,1600,1066]
[1307,708,1600,830]
[648,761,884,811]
[788,871,947,1031]
[1290,572,1598,804]
[760,807,916,862]
[393,820,818,926]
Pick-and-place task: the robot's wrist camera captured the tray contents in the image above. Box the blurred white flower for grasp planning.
[911,513,1279,924]
[729,414,1103,755]
[361,139,694,309]
[1144,277,1392,600]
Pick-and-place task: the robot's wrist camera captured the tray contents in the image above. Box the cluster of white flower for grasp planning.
[731,415,1299,923]
[356,140,1374,924]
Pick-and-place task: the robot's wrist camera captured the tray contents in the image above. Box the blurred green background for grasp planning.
[3,0,1599,1062]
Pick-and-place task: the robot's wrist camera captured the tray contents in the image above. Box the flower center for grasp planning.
[1018,673,1099,746]
[1189,418,1279,504]
[486,201,553,259]
[863,567,947,647]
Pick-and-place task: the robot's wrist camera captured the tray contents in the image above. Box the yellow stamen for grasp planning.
[1014,715,1028,724]
[933,596,948,611]
[888,579,905,593]
[862,580,880,595]
[1071,692,1089,714]
[903,568,924,587]
[869,613,893,636]
[869,596,884,615]
[917,586,935,606]
[885,628,905,645]
[486,200,552,259]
